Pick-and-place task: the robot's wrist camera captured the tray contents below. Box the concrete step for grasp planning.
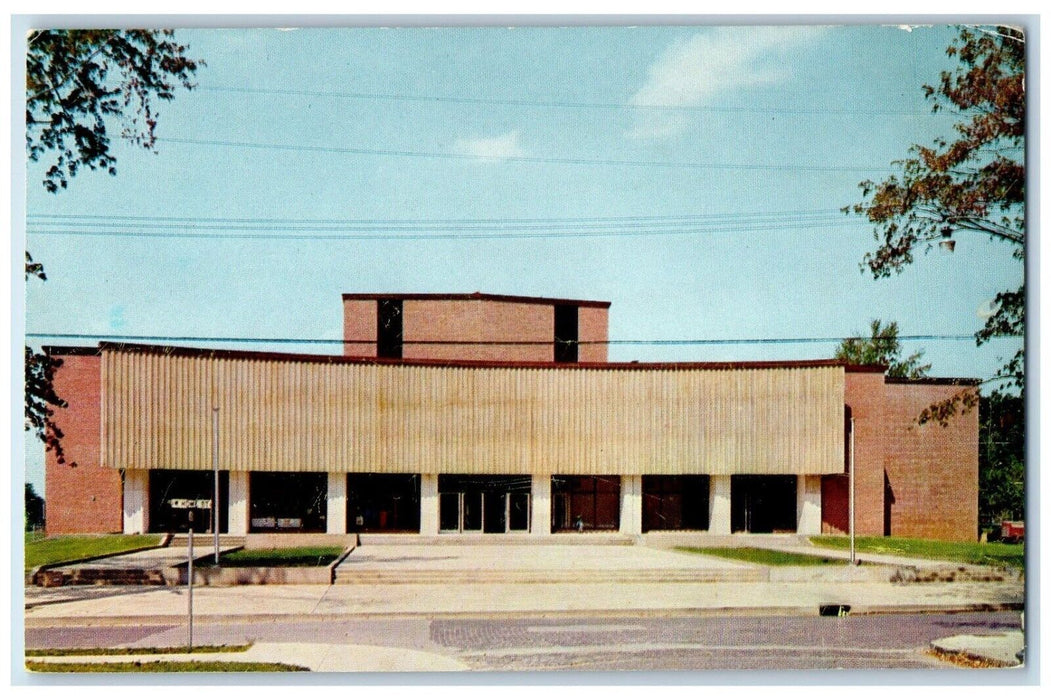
[356,534,638,546]
[334,567,766,585]
[169,534,246,548]
[36,567,167,587]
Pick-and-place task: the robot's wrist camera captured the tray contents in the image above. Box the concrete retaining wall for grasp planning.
[244,533,357,549]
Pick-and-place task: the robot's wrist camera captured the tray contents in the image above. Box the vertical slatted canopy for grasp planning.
[101,345,846,476]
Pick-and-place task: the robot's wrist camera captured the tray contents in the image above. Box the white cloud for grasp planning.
[454,131,526,161]
[628,26,825,139]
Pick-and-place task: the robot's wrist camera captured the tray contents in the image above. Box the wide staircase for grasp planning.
[168,534,246,549]
[335,535,769,585]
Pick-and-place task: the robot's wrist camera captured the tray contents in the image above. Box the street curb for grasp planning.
[23,601,1024,627]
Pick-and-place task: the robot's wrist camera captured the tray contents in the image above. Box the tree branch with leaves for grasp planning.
[25,29,201,463]
[846,25,1025,394]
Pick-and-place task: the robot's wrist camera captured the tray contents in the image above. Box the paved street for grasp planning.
[25,611,1022,672]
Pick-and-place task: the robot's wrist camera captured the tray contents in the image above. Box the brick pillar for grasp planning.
[709,475,732,534]
[227,471,249,535]
[122,470,148,534]
[420,474,439,535]
[796,474,822,535]
[619,474,642,536]
[327,472,347,534]
[531,474,552,535]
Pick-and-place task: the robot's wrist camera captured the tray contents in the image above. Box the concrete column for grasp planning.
[796,474,822,535]
[327,472,347,535]
[227,471,249,535]
[619,474,642,536]
[708,475,732,534]
[420,473,439,535]
[531,474,551,535]
[122,469,148,534]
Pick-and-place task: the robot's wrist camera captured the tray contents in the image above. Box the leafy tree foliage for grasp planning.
[25,347,71,466]
[25,483,46,531]
[25,29,201,463]
[847,25,1025,391]
[834,319,931,379]
[26,29,201,193]
[978,390,1025,533]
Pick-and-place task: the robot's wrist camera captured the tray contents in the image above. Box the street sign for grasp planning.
[168,499,212,509]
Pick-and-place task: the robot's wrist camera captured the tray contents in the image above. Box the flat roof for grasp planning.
[341,291,612,308]
[46,342,889,374]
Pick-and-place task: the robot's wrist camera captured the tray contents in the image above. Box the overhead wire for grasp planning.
[152,136,897,174]
[24,332,1017,347]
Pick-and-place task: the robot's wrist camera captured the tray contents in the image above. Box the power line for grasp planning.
[26,332,1016,347]
[28,208,847,226]
[198,85,943,117]
[155,136,896,173]
[26,209,861,241]
[26,221,855,241]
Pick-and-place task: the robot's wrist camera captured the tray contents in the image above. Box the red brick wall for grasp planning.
[342,296,611,363]
[578,306,609,362]
[824,372,887,536]
[882,382,979,541]
[44,353,123,534]
[403,299,555,362]
[342,299,377,356]
[822,373,979,541]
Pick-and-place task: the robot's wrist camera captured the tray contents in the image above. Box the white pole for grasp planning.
[213,406,220,565]
[187,514,194,651]
[849,416,856,565]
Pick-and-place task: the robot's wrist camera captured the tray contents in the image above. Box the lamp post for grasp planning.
[849,416,856,565]
[213,406,220,565]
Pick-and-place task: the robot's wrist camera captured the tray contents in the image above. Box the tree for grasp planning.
[26,29,201,193]
[834,319,931,379]
[846,25,1025,393]
[977,390,1025,535]
[25,483,46,531]
[25,29,201,462]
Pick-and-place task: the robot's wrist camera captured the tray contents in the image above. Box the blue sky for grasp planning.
[21,24,1024,492]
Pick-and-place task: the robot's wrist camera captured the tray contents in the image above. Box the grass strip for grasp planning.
[25,534,163,572]
[26,660,307,673]
[27,644,251,657]
[810,536,1025,569]
[676,546,843,566]
[218,546,344,568]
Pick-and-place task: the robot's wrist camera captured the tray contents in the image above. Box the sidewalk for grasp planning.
[26,642,469,672]
[25,577,1023,622]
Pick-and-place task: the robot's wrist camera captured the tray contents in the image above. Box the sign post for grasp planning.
[169,498,211,651]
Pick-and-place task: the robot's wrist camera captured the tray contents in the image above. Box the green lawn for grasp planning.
[26,660,307,672]
[676,546,844,566]
[24,533,163,572]
[810,536,1025,569]
[218,546,345,567]
[27,645,251,657]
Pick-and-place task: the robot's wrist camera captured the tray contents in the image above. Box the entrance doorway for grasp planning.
[438,475,531,533]
[642,475,710,532]
[730,475,797,533]
[148,470,229,533]
[551,476,621,531]
[347,473,420,532]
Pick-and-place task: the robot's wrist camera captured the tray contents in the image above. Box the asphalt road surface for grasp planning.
[25,611,1021,672]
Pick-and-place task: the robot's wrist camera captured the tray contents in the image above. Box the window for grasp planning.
[377,299,403,358]
[554,305,578,363]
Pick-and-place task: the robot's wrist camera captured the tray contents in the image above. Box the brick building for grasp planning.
[43,292,979,541]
